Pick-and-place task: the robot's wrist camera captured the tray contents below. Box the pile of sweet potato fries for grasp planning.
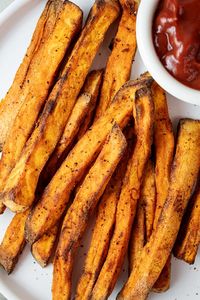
[0,1,199,299]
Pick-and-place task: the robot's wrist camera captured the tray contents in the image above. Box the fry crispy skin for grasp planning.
[118,119,200,300]
[0,203,6,215]
[32,225,59,268]
[129,202,145,272]
[77,70,103,139]
[0,0,63,149]
[142,160,156,241]
[0,2,83,201]
[40,93,92,185]
[52,124,127,300]
[174,186,200,264]
[152,82,174,292]
[95,0,138,119]
[0,210,29,274]
[25,76,153,245]
[91,87,154,300]
[129,160,156,272]
[1,0,120,213]
[75,127,134,300]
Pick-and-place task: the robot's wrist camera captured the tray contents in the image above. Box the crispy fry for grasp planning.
[40,92,92,185]
[52,124,127,300]
[91,86,154,300]
[32,225,59,268]
[77,70,103,139]
[129,202,145,272]
[118,119,200,300]
[75,126,134,300]
[0,203,5,215]
[25,76,153,245]
[142,160,156,241]
[95,0,138,119]
[174,185,200,264]
[129,160,156,272]
[1,0,120,213]
[0,1,83,202]
[0,0,63,149]
[152,82,174,292]
[0,210,29,274]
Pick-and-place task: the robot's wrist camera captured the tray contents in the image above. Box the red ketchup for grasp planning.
[153,0,200,90]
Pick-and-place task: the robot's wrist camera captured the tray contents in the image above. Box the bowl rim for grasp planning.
[136,0,200,105]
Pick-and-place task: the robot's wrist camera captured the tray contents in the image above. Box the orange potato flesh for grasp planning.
[118,119,200,300]
[32,225,59,268]
[91,86,154,300]
[52,124,127,300]
[0,210,29,274]
[1,0,120,212]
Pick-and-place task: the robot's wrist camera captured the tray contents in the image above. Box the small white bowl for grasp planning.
[136,0,200,105]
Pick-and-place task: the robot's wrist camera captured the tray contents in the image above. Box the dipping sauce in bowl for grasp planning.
[153,0,200,90]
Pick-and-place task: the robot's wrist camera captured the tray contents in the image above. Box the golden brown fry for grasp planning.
[0,203,5,215]
[129,202,145,272]
[77,70,103,139]
[41,69,103,186]
[32,225,59,268]
[0,210,29,274]
[52,124,127,300]
[40,92,92,185]
[25,76,153,245]
[0,2,83,203]
[1,0,120,213]
[95,0,138,119]
[118,119,200,300]
[0,0,63,148]
[152,82,174,292]
[75,127,134,300]
[129,160,156,272]
[174,185,200,264]
[91,86,154,300]
[142,160,156,241]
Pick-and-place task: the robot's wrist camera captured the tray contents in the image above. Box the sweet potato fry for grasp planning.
[0,1,83,199]
[75,126,134,300]
[152,82,174,292]
[0,210,29,274]
[41,70,103,185]
[129,160,156,272]
[118,119,200,300]
[32,225,59,268]
[77,70,103,139]
[25,76,153,245]
[40,92,92,185]
[174,185,200,264]
[1,0,120,213]
[95,0,138,119]
[0,0,63,148]
[52,124,127,300]
[129,202,145,272]
[91,86,154,300]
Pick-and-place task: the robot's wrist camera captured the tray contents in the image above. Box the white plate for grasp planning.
[0,1,200,300]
